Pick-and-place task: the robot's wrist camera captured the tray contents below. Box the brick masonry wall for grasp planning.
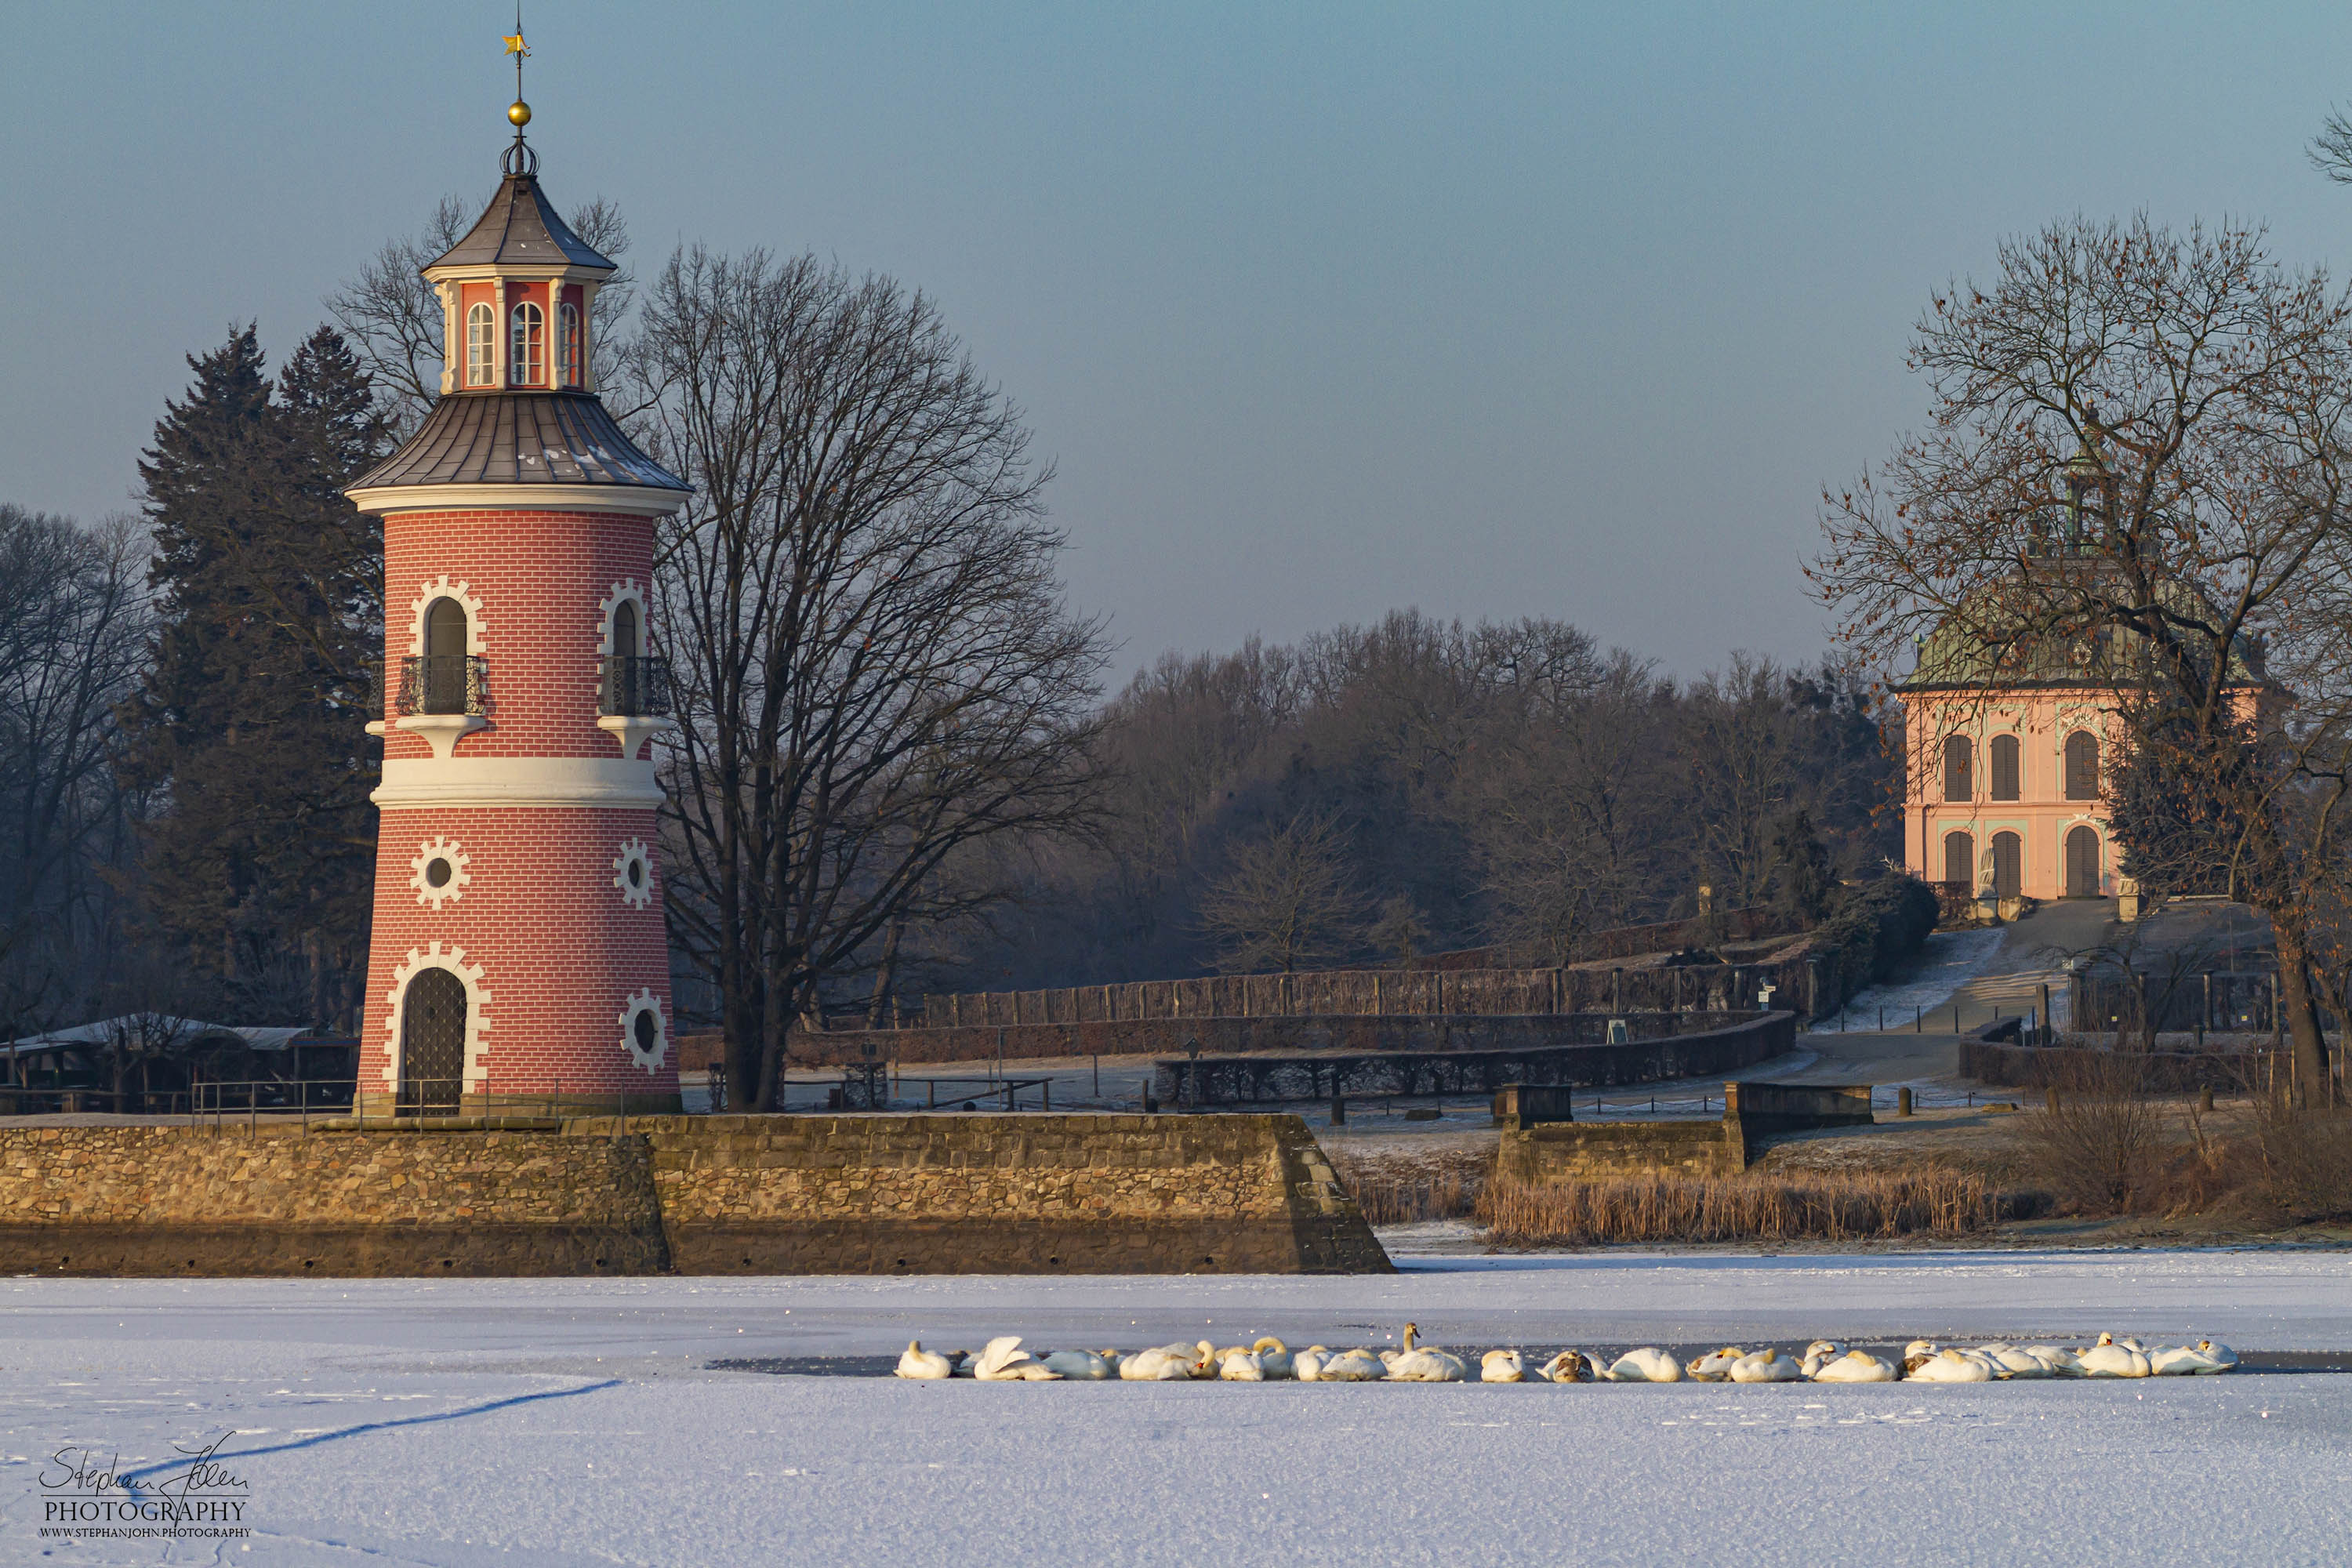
[0,1116,1391,1278]
[365,506,676,1106]
[1496,1122,1744,1181]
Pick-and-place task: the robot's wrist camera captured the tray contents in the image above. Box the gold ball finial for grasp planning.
[508,99,532,127]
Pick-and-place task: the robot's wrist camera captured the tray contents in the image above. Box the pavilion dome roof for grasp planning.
[426,170,615,274]
[1903,558,2267,694]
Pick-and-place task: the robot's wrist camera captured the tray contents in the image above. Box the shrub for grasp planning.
[1328,1148,1490,1225]
[1809,875,1940,1012]
[2249,1102,2352,1221]
[2018,1051,2162,1212]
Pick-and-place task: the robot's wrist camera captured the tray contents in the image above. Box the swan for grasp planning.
[1251,1338,1296,1379]
[1900,1340,1941,1377]
[1480,1350,1526,1383]
[1537,1350,1595,1383]
[895,1340,955,1379]
[1686,1347,1746,1382]
[1798,1341,1846,1377]
[1729,1350,1803,1383]
[1188,1341,1222,1379]
[2078,1334,2151,1379]
[2023,1345,2085,1377]
[972,1336,1060,1381]
[1040,1348,1116,1380]
[1906,1348,1993,1382]
[1606,1348,1683,1383]
[1385,1323,1468,1382]
[1218,1349,1266,1381]
[1980,1345,2053,1379]
[1119,1344,1198,1381]
[1293,1346,1330,1382]
[1809,1349,1898,1383]
[2149,1340,2236,1376]
[1319,1348,1387,1381]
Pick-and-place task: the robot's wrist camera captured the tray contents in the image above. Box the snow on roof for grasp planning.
[2,1014,312,1056]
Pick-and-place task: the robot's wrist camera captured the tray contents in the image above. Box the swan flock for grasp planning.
[895,1327,2238,1383]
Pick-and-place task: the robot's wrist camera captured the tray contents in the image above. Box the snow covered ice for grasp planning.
[0,1250,2345,1566]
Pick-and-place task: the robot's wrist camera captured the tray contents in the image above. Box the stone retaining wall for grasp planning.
[1496,1121,1743,1181]
[0,1115,1388,1278]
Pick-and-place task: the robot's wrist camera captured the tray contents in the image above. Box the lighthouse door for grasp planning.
[398,968,467,1112]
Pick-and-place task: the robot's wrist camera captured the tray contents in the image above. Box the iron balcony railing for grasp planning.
[598,655,673,717]
[396,655,488,717]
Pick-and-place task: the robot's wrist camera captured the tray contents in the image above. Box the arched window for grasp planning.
[2066,825,2102,897]
[510,300,544,387]
[1989,734,2020,800]
[422,596,470,715]
[2064,729,2100,800]
[557,300,582,388]
[1942,735,1972,802]
[1991,831,2021,898]
[611,599,638,660]
[1943,830,1974,887]
[466,302,495,387]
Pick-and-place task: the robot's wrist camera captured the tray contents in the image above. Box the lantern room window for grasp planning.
[466,303,495,387]
[558,301,583,388]
[510,301,545,387]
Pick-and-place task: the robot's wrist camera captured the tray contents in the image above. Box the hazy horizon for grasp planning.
[8,2,2352,682]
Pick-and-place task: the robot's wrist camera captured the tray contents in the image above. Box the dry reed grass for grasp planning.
[1475,1169,1999,1247]
[1328,1149,1490,1225]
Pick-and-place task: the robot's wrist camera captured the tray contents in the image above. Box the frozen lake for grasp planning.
[1,1250,2346,1565]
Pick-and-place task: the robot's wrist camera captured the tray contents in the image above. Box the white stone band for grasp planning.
[347,481,686,517]
[374,756,664,809]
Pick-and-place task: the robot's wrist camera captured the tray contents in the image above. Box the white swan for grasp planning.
[1218,1349,1266,1381]
[2023,1345,2085,1377]
[1980,1345,2054,1379]
[1899,1340,1941,1377]
[1292,1345,1330,1382]
[1537,1350,1595,1383]
[1809,1349,1898,1383]
[1906,1348,1993,1382]
[1798,1341,1846,1378]
[1606,1348,1683,1383]
[1686,1346,1745,1382]
[1729,1349,1803,1383]
[895,1340,955,1379]
[1385,1324,1468,1382]
[1251,1338,1295,1379]
[2078,1334,2152,1378]
[1319,1348,1387,1381]
[1480,1350,1526,1383]
[2149,1340,2236,1376]
[973,1336,1060,1381]
[1040,1348,1115,1380]
[1119,1344,1198,1381]
[2191,1338,2239,1374]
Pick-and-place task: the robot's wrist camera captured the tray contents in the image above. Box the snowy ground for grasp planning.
[0,1251,2346,1566]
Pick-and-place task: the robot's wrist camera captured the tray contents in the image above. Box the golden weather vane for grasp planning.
[504,6,531,131]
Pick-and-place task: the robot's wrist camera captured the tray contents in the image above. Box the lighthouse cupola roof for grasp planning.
[429,171,616,274]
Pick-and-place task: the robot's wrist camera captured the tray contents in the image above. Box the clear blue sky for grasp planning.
[5,2,2350,681]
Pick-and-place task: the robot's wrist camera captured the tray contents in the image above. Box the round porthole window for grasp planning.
[619,989,669,1072]
[612,838,655,909]
[408,837,472,911]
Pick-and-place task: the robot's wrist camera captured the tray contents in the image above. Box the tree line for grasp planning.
[4,184,1899,1111]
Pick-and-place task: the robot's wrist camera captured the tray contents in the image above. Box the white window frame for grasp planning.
[466,303,495,387]
[557,300,582,388]
[510,300,545,387]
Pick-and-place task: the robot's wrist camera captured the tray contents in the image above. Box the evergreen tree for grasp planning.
[121,325,385,1025]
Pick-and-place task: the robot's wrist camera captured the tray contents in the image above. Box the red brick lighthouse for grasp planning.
[344,91,689,1117]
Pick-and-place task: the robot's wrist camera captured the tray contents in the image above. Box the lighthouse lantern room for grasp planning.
[343,80,689,1117]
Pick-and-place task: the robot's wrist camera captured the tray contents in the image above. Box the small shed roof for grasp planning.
[2,1015,310,1058]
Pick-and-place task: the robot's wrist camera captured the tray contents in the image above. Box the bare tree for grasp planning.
[1813,215,2352,1102]
[1196,810,1367,973]
[328,194,634,436]
[632,248,1109,1109]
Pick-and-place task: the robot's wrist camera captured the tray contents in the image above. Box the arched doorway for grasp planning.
[1943,829,1974,887]
[2066,825,2101,897]
[1991,831,2021,899]
[398,968,466,1112]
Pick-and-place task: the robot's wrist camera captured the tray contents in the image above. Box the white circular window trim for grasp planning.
[612,838,655,909]
[409,836,474,911]
[619,989,670,1073]
[408,574,488,657]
